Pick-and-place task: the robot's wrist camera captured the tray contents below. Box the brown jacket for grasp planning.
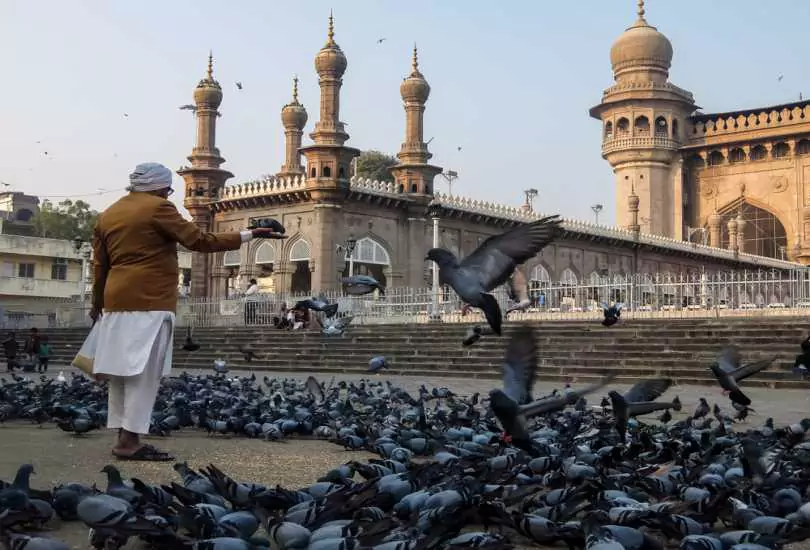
[92,192,242,312]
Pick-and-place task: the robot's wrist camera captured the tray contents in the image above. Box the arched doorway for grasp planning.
[222,249,241,298]
[289,238,312,294]
[720,202,788,259]
[529,264,550,307]
[343,237,390,287]
[254,241,276,292]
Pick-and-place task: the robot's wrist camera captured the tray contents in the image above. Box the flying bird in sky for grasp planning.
[179,104,197,113]
[235,82,243,90]
[377,38,386,44]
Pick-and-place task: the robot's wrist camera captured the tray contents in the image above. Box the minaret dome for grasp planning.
[194,52,223,107]
[400,45,430,103]
[314,13,347,77]
[281,76,308,129]
[609,0,673,78]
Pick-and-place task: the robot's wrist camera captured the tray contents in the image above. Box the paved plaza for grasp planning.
[4,368,810,549]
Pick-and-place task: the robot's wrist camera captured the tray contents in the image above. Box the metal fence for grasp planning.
[3,269,810,330]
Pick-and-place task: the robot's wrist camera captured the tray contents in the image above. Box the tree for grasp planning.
[33,199,99,242]
[354,150,398,182]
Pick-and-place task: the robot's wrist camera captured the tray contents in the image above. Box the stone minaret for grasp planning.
[299,13,361,292]
[390,45,442,195]
[178,52,234,298]
[278,76,308,178]
[589,0,695,239]
[627,184,640,235]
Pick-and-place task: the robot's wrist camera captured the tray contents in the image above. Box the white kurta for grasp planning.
[93,311,175,377]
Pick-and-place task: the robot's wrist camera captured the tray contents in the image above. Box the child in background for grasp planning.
[37,336,51,373]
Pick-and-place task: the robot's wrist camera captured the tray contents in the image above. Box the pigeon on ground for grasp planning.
[608,378,681,442]
[504,268,531,317]
[237,344,259,363]
[425,215,562,335]
[182,327,200,352]
[693,397,710,419]
[600,302,624,327]
[368,356,387,373]
[462,326,482,347]
[213,359,228,375]
[295,298,339,318]
[315,315,354,336]
[709,346,775,407]
[341,275,385,296]
[247,217,285,233]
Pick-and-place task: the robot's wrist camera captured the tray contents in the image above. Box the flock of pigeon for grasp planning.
[1,326,810,549]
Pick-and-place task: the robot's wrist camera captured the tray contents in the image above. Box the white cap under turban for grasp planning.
[127,162,173,192]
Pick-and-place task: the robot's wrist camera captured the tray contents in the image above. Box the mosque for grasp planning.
[177,4,803,301]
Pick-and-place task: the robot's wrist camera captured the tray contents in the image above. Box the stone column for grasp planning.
[406,216,427,287]
[708,212,722,248]
[727,218,738,252]
[735,215,747,254]
[671,158,684,240]
[311,204,342,292]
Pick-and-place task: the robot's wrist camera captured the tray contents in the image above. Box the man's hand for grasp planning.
[89,306,103,325]
[252,228,288,239]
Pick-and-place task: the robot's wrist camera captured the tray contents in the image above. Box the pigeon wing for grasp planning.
[501,325,537,404]
[460,216,562,291]
[623,378,672,403]
[335,316,354,330]
[305,376,325,403]
[520,374,615,418]
[716,346,743,373]
[731,356,776,382]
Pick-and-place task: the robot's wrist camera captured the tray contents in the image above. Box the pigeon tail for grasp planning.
[728,388,751,407]
[479,293,502,335]
[322,303,339,318]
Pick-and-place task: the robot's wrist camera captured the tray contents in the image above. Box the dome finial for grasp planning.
[292,74,299,103]
[327,10,335,44]
[412,43,419,72]
[636,0,646,21]
[207,50,214,80]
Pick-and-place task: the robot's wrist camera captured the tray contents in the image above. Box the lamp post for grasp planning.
[72,237,91,311]
[440,170,459,196]
[591,204,603,225]
[523,188,538,212]
[426,199,443,321]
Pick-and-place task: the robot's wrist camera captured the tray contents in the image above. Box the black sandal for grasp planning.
[114,444,175,462]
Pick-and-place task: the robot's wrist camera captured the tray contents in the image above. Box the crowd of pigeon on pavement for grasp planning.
[3,215,810,550]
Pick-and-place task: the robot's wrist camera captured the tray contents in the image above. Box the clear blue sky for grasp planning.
[2,0,809,225]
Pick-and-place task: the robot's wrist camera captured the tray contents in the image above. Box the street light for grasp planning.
[336,235,358,277]
[591,204,603,225]
[524,188,538,212]
[440,170,458,196]
[72,237,92,310]
[426,199,443,321]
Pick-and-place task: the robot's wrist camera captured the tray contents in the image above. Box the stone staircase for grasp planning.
[32,317,810,388]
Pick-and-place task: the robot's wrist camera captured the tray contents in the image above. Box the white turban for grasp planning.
[127,162,173,192]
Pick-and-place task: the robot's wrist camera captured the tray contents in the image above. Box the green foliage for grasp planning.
[355,150,398,182]
[33,199,99,241]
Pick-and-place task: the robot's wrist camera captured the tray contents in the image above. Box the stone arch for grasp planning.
[797,139,810,155]
[654,116,668,137]
[254,241,277,265]
[559,267,579,285]
[528,263,551,307]
[728,147,746,163]
[634,115,650,136]
[344,235,392,287]
[719,200,789,259]
[222,249,241,267]
[287,236,312,293]
[616,117,630,136]
[529,263,551,286]
[707,150,724,166]
[604,121,613,138]
[288,238,311,262]
[773,141,790,159]
[323,165,332,178]
[750,144,767,161]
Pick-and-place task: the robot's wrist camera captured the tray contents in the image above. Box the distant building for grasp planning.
[0,191,40,236]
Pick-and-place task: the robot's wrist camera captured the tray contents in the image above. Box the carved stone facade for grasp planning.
[592,1,810,264]
[179,11,801,299]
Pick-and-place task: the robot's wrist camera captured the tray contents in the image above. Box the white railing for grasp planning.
[4,269,810,330]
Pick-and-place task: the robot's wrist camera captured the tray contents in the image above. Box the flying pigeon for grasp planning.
[425,215,562,335]
[462,326,482,347]
[504,268,531,317]
[238,344,259,362]
[709,346,775,407]
[235,82,243,90]
[342,275,385,296]
[600,302,624,327]
[181,327,200,352]
[295,297,338,318]
[608,378,681,442]
[178,104,197,113]
[316,315,354,336]
[377,38,386,44]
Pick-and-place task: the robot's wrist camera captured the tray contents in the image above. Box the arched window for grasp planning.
[528,264,550,307]
[773,141,790,159]
[750,144,767,161]
[654,116,668,137]
[323,166,332,178]
[223,249,241,267]
[560,268,578,300]
[634,115,650,136]
[616,117,630,136]
[728,148,746,163]
[411,183,418,193]
[707,150,725,166]
[530,264,550,286]
[797,139,810,155]
[349,237,391,265]
[310,167,316,177]
[255,241,276,265]
[672,119,679,139]
[604,121,613,139]
[289,239,311,262]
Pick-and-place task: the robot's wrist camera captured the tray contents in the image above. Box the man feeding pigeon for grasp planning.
[90,162,285,461]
